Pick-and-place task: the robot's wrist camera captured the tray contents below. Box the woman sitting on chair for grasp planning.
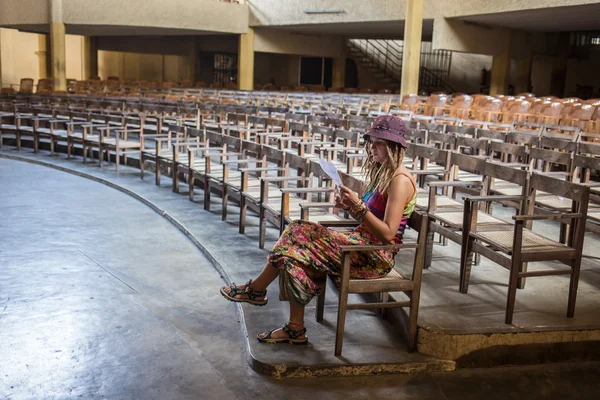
[220,115,417,344]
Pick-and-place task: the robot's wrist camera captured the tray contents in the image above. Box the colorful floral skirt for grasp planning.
[267,220,397,306]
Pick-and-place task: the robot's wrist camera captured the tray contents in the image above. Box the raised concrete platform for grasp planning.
[2,142,600,377]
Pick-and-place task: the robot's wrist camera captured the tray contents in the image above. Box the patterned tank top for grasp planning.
[361,172,417,240]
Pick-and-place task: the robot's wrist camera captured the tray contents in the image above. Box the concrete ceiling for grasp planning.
[5,24,226,36]
[259,20,434,40]
[455,3,600,32]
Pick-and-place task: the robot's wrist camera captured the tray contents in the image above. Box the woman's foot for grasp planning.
[257,322,308,344]
[220,279,268,306]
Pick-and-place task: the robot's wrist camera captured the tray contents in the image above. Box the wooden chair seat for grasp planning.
[101,138,140,149]
[332,268,414,294]
[473,229,568,254]
[37,128,68,137]
[416,195,462,209]
[432,210,506,228]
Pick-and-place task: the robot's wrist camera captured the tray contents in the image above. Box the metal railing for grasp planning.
[348,39,455,93]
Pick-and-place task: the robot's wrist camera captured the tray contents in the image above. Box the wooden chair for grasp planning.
[13,78,34,94]
[98,115,144,171]
[461,173,589,324]
[140,123,188,186]
[316,211,428,355]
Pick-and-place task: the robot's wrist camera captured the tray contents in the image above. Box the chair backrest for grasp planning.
[484,161,529,186]
[450,152,486,175]
[19,78,34,94]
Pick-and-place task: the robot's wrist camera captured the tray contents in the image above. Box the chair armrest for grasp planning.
[512,213,582,222]
[261,176,310,183]
[345,153,367,159]
[427,181,482,187]
[464,195,526,203]
[204,152,242,157]
[409,169,449,176]
[280,187,336,194]
[224,158,264,165]
[240,167,285,172]
[299,202,336,209]
[340,242,419,252]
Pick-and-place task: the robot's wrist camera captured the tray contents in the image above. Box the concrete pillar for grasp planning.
[83,36,98,79]
[49,0,66,91]
[489,30,511,96]
[401,0,424,96]
[238,27,254,91]
[50,23,67,91]
[0,29,3,89]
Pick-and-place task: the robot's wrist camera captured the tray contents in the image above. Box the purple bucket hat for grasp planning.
[364,115,407,148]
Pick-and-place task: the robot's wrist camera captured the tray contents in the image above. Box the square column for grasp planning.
[50,22,66,91]
[401,0,424,96]
[238,27,254,91]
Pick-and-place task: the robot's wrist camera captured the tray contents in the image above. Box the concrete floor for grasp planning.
[2,154,600,399]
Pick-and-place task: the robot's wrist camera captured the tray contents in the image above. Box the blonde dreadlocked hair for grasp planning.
[362,138,406,194]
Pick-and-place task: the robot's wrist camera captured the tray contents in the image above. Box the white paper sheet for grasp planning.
[318,159,343,186]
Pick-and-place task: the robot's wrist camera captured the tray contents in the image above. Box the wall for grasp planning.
[530,54,554,96]
[564,51,600,98]
[249,0,405,26]
[0,28,41,88]
[65,34,84,80]
[97,51,193,82]
[254,28,344,58]
[63,0,248,34]
[254,52,300,87]
[448,52,493,94]
[0,28,85,88]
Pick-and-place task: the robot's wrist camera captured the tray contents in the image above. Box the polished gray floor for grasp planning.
[2,157,600,400]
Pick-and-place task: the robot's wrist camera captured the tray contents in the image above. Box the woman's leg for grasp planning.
[258,302,307,340]
[221,262,278,300]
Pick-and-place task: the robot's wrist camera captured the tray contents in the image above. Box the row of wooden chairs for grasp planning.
[1,97,598,353]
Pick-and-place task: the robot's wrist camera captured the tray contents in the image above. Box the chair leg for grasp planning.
[380,292,389,319]
[99,146,103,168]
[239,196,247,234]
[204,178,211,211]
[140,154,145,179]
[408,293,419,352]
[155,159,161,186]
[188,172,195,201]
[459,238,474,294]
[316,283,326,323]
[335,282,350,357]
[222,186,228,221]
[116,149,120,171]
[424,227,435,269]
[517,262,527,289]
[505,255,522,325]
[567,260,580,318]
[259,207,266,250]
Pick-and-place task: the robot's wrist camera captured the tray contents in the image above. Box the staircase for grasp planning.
[347,39,456,94]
